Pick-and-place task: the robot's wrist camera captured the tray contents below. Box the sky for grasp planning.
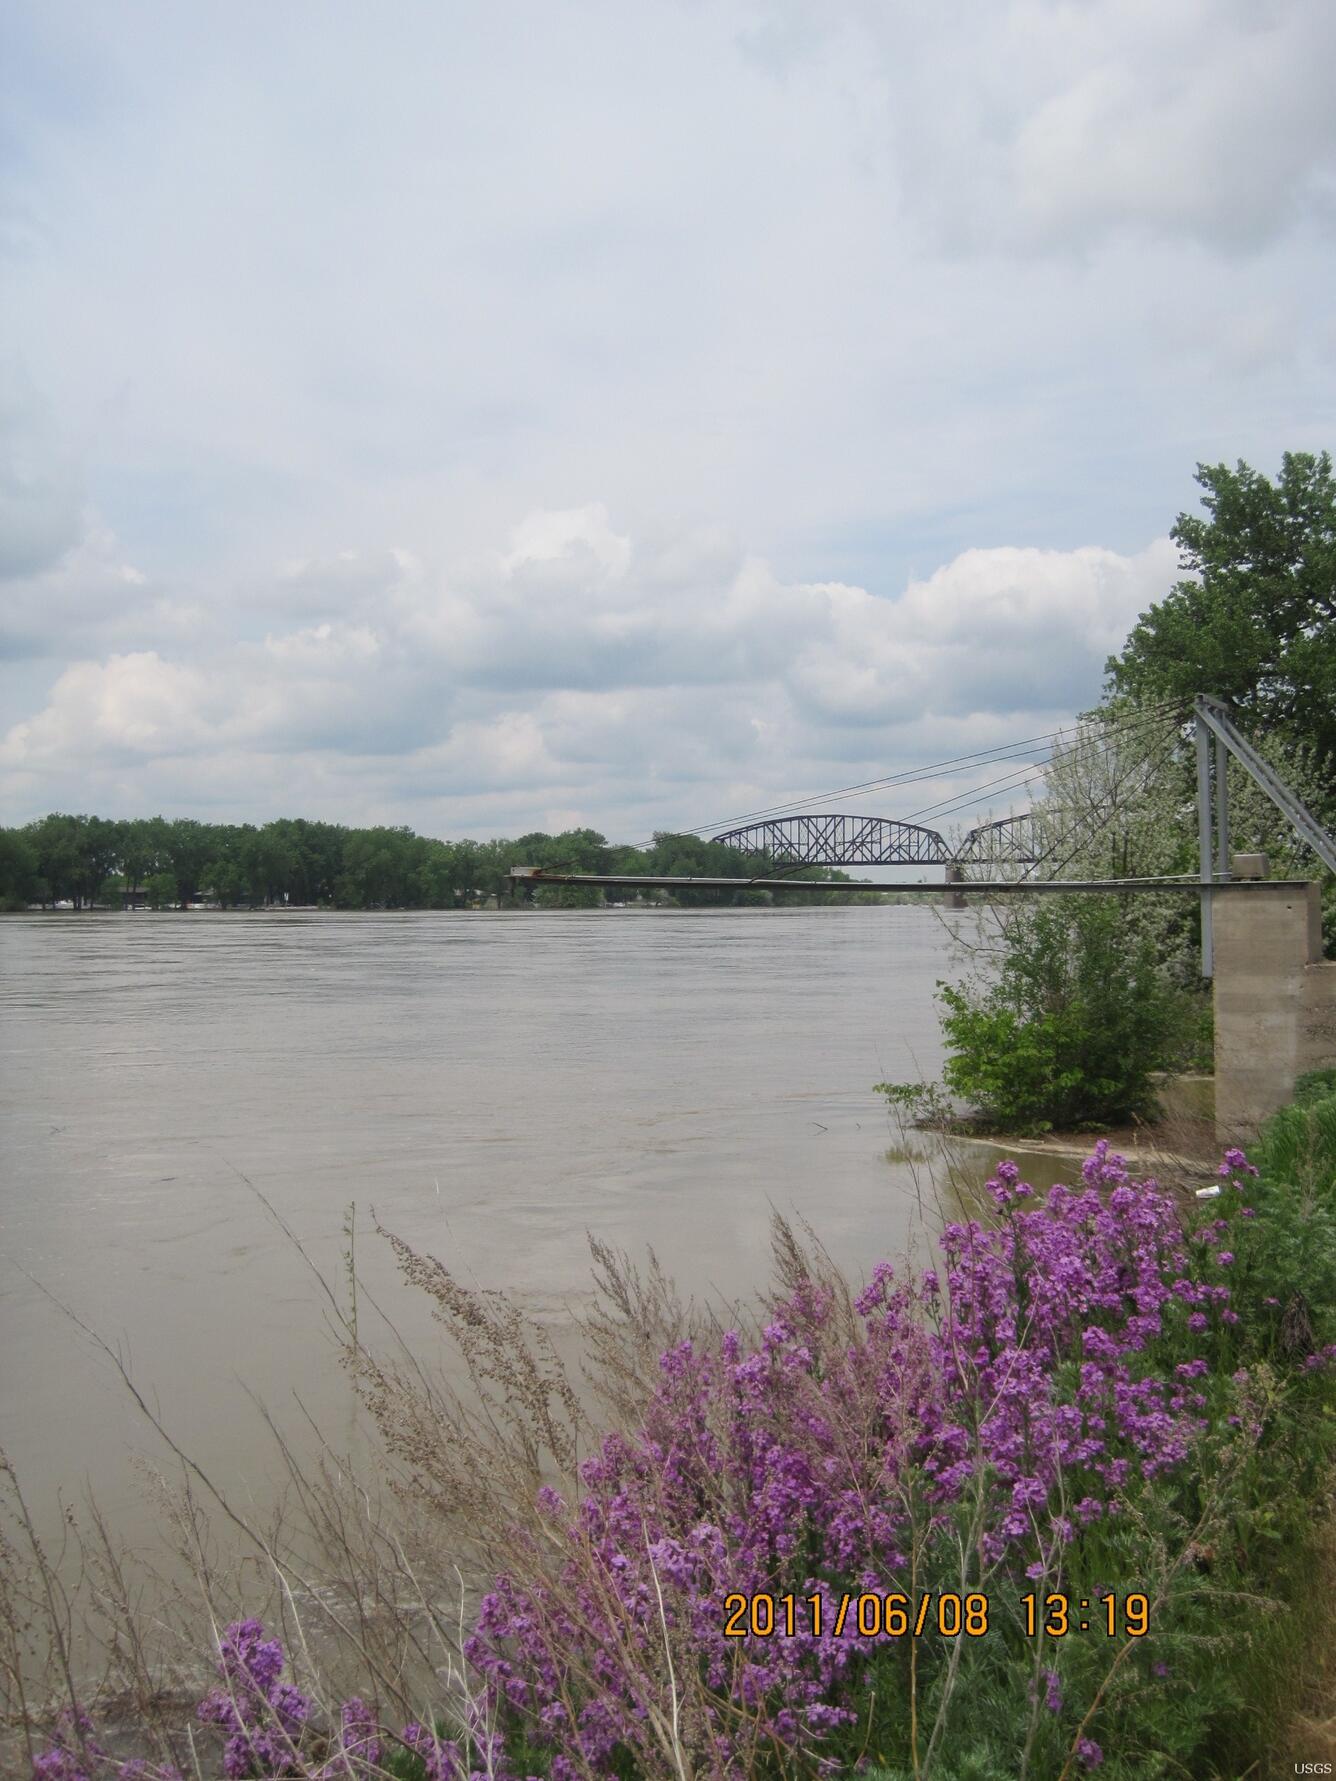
[2,0,1334,847]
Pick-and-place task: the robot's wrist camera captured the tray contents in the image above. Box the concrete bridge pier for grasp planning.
[944,863,966,910]
[1213,860,1336,1141]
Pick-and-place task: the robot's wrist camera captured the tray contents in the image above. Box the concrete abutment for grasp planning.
[1213,875,1336,1141]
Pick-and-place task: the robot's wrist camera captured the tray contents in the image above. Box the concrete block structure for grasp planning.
[1213,875,1336,1140]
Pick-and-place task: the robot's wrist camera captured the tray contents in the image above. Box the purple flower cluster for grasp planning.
[196,1619,312,1778]
[462,1143,1241,1774]
[925,1147,1231,1552]
[194,1624,494,1781]
[32,1670,401,1781]
[312,1700,381,1779]
[30,1708,181,1781]
[398,1715,509,1781]
[1218,1147,1259,1179]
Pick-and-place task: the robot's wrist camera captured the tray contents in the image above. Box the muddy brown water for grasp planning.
[0,905,1078,1568]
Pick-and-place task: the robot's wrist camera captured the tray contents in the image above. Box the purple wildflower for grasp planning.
[196,1619,312,1777]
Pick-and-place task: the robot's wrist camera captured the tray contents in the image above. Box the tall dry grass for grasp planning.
[0,1193,725,1775]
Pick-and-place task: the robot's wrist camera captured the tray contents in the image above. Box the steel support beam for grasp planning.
[1194,695,1336,875]
[1191,693,1336,977]
[1214,732,1230,882]
[1197,717,1214,977]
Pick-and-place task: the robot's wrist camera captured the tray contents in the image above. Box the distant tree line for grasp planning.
[0,814,891,912]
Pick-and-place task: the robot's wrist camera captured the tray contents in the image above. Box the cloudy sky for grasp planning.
[2,0,1334,845]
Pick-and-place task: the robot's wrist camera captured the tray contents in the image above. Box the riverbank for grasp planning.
[910,1073,1220,1185]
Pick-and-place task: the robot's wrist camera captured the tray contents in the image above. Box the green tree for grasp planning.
[470,836,529,906]
[117,816,169,897]
[1107,451,1336,778]
[73,815,121,907]
[412,838,467,907]
[535,828,611,874]
[443,838,486,906]
[239,824,296,905]
[0,829,40,909]
[268,817,345,904]
[164,819,213,908]
[26,813,84,905]
[1104,454,1336,952]
[144,871,178,910]
[203,856,249,908]
[335,826,426,907]
[645,832,758,905]
[518,828,612,907]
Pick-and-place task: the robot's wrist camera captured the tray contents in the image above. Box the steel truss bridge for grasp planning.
[710,811,1050,869]
[510,700,1336,978]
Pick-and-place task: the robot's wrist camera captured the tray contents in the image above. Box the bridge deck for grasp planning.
[507,869,1280,895]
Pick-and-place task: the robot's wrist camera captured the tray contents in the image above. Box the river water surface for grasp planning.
[2,905,993,1557]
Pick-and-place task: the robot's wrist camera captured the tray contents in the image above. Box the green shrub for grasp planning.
[1294,1067,1336,1107]
[935,895,1191,1132]
[1257,1091,1336,1194]
[1222,1092,1336,1375]
[872,1079,956,1127]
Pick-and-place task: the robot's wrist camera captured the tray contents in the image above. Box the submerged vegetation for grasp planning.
[879,891,1211,1137]
[933,896,1196,1135]
[7,1089,1336,1779]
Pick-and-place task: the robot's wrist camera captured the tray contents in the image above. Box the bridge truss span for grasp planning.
[956,813,1048,868]
[712,814,951,867]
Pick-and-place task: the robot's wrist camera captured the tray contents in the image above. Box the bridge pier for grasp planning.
[944,864,966,910]
[1213,865,1336,1140]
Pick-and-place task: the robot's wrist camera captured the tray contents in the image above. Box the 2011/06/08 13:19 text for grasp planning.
[721,1591,1151,1640]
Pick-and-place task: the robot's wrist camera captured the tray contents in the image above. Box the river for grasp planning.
[1,904,1003,1565]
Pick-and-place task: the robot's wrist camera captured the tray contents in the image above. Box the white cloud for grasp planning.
[0,0,1329,833]
[1,652,217,766]
[0,509,1180,835]
[838,0,1336,255]
[262,621,380,667]
[0,517,186,662]
[501,504,631,579]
